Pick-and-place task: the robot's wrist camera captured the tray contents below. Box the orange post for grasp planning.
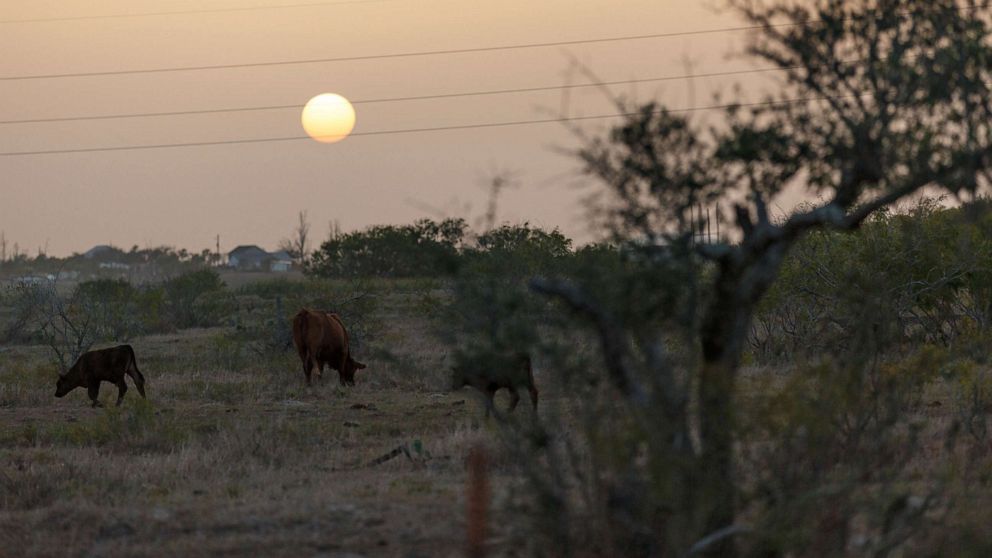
[466,445,490,558]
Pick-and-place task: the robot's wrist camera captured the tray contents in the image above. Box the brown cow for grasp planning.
[54,344,147,407]
[292,308,367,386]
[452,352,538,417]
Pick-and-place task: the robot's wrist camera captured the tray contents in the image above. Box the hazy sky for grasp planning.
[1,0,776,256]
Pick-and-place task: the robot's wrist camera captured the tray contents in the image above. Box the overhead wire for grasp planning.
[0,93,867,157]
[2,2,986,82]
[0,65,801,125]
[1,5,978,154]
[3,3,987,81]
[0,25,796,82]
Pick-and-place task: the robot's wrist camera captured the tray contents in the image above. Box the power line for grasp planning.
[3,4,986,81]
[0,66,794,125]
[0,0,395,24]
[0,25,792,82]
[0,94,859,157]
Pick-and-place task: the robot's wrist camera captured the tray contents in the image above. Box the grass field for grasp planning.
[0,280,530,558]
[3,273,986,557]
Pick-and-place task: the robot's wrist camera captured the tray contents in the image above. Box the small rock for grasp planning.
[97,521,134,539]
[327,503,357,516]
[150,507,172,521]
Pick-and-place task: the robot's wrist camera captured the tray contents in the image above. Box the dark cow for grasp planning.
[452,352,538,417]
[292,308,367,386]
[54,344,147,407]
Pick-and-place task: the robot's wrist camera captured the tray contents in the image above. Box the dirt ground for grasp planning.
[0,286,529,557]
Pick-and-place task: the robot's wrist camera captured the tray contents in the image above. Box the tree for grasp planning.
[532,1,992,553]
[306,218,467,278]
[279,210,311,266]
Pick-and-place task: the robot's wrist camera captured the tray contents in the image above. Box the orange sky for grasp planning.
[0,0,777,256]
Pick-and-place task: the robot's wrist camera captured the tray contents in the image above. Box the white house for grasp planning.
[227,245,293,272]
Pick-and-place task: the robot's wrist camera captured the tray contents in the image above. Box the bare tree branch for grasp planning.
[529,277,650,407]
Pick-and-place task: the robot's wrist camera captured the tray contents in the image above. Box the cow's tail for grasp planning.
[125,345,147,398]
[293,310,309,356]
[524,354,538,410]
[293,310,314,384]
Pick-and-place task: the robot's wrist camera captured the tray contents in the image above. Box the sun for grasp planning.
[301,93,356,143]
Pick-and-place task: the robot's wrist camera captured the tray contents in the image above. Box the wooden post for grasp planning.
[466,445,490,558]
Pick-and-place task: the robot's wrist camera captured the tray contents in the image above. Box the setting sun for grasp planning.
[301,93,356,143]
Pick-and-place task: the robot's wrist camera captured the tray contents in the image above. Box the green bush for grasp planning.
[162,269,227,329]
[752,199,988,362]
[307,218,466,278]
[74,279,143,341]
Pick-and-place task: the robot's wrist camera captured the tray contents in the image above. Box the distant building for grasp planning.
[227,245,292,272]
[98,262,130,270]
[83,245,114,259]
[268,250,294,272]
[228,245,270,270]
[14,274,55,285]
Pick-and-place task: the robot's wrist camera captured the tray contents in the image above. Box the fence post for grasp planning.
[467,445,490,558]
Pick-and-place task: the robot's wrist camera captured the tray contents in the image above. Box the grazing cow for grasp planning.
[292,308,367,386]
[452,352,538,417]
[54,344,147,407]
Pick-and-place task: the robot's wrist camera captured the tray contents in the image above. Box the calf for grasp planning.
[452,352,538,417]
[54,345,147,407]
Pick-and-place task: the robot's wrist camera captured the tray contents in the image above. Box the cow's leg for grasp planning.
[507,386,521,412]
[115,379,128,406]
[315,360,325,383]
[301,353,313,386]
[483,387,497,418]
[528,383,539,411]
[88,382,102,408]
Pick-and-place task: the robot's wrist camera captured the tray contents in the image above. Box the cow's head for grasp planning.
[340,357,367,386]
[54,365,81,398]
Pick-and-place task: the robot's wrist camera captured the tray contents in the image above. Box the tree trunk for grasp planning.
[696,265,754,557]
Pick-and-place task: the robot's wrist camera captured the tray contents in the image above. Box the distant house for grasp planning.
[13,274,55,285]
[269,250,294,272]
[228,245,270,270]
[98,261,130,270]
[83,245,114,259]
[227,245,292,272]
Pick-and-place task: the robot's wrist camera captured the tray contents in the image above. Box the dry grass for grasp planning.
[6,277,982,557]
[0,282,525,558]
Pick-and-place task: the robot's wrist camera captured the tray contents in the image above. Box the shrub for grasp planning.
[307,218,466,278]
[162,269,228,329]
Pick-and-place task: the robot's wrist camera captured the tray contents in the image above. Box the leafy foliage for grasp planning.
[752,199,990,361]
[307,218,467,278]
